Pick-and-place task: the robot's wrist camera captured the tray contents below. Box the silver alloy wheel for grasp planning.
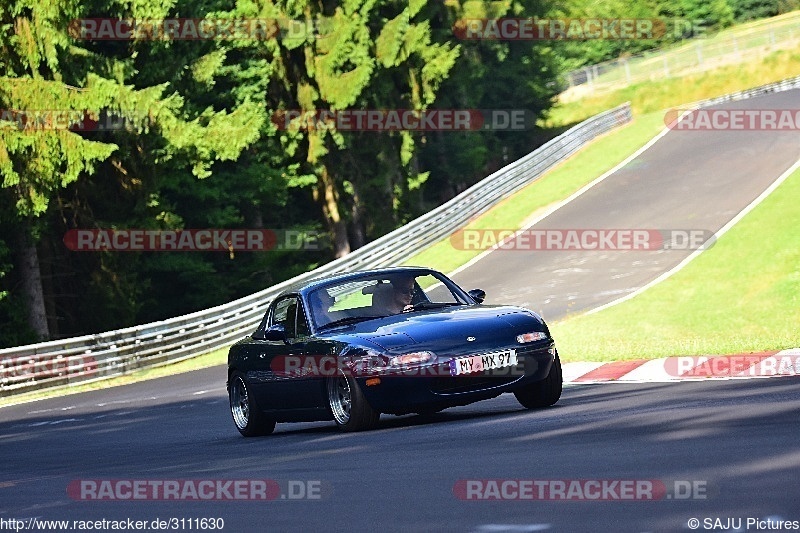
[230,376,250,429]
[327,373,352,425]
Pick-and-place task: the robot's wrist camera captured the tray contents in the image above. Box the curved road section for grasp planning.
[1,91,799,533]
[451,90,800,320]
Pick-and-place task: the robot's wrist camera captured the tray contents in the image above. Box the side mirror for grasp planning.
[468,289,486,304]
[262,323,287,342]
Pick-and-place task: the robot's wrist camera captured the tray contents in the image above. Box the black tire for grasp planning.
[229,371,276,437]
[327,370,380,432]
[514,352,563,409]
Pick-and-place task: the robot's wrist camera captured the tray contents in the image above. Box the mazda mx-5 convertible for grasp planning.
[227,266,562,436]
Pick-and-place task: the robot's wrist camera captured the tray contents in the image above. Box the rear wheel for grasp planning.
[229,371,275,437]
[327,370,380,432]
[514,352,562,409]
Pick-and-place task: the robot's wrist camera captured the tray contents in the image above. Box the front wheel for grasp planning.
[229,371,276,437]
[514,352,562,409]
[327,370,380,432]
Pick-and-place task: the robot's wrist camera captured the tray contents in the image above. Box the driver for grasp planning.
[383,275,415,314]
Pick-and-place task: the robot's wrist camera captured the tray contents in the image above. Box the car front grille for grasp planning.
[429,374,519,394]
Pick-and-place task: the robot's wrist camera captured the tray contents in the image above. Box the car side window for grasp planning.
[254,305,272,338]
[270,296,310,340]
[271,297,292,327]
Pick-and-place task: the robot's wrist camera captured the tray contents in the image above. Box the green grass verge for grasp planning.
[548,48,800,127]
[0,347,228,408]
[403,111,666,272]
[550,167,800,362]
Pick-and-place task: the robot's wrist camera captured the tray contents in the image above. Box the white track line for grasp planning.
[586,157,800,315]
[448,123,675,278]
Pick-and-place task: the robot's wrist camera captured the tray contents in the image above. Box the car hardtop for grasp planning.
[252,266,481,337]
[274,266,468,301]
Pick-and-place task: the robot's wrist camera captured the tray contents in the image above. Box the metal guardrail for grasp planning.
[1,103,636,397]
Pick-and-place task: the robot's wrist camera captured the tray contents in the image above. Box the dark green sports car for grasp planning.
[227,266,561,436]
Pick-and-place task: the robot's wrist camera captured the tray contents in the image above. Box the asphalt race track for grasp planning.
[2,91,800,533]
[450,90,800,320]
[2,374,800,532]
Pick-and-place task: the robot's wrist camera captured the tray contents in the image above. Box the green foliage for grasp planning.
[553,0,736,72]
[0,0,270,340]
[412,0,560,219]
[313,8,376,109]
[551,0,660,71]
[0,0,564,344]
[728,0,784,21]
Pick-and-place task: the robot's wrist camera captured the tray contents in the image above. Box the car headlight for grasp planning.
[341,347,388,372]
[388,351,435,367]
[516,331,548,343]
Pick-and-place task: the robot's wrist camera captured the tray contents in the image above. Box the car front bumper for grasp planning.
[358,342,556,414]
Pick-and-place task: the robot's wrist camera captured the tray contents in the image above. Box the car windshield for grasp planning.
[308,272,470,330]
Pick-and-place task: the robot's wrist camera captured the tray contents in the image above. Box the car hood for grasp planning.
[329,305,546,352]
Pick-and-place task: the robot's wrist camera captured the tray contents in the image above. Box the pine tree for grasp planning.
[0,0,263,341]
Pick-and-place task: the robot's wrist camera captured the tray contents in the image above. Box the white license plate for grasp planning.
[449,350,517,376]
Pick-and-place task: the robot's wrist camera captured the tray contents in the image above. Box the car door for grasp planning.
[261,295,327,411]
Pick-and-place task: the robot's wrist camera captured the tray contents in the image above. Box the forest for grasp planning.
[0,0,788,347]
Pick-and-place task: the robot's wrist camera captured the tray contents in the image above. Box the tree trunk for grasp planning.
[37,236,60,339]
[435,130,456,203]
[316,167,350,258]
[349,181,366,250]
[15,222,50,340]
